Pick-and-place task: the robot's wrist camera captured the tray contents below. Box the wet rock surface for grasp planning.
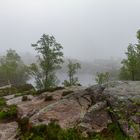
[0,122,18,140]
[0,82,140,139]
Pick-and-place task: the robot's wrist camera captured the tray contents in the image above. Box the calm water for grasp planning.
[29,73,96,87]
[57,73,96,87]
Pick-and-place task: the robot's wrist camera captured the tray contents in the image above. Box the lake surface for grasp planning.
[57,73,96,87]
[29,73,96,87]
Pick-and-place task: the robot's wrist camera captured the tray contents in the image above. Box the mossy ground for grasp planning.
[18,119,131,140]
[0,97,17,122]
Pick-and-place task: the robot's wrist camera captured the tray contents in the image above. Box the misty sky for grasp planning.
[0,0,140,61]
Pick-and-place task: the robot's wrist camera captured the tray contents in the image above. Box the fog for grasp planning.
[0,0,140,61]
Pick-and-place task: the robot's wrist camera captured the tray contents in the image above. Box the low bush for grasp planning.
[14,84,35,93]
[62,90,74,96]
[18,117,30,133]
[22,95,28,101]
[19,122,88,140]
[47,87,65,92]
[0,87,17,97]
[0,104,17,121]
[0,84,35,97]
[36,87,65,95]
[44,95,53,101]
[18,121,131,140]
[0,98,6,106]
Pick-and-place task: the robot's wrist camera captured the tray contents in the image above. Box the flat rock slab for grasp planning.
[30,99,82,128]
[3,95,15,100]
[104,81,140,99]
[18,98,56,118]
[0,122,18,140]
[6,95,33,105]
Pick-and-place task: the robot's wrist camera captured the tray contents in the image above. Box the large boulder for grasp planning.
[5,82,139,139]
[0,122,18,140]
[103,81,140,139]
[30,82,140,139]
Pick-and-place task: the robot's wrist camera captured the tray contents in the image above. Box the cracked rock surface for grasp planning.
[0,82,140,139]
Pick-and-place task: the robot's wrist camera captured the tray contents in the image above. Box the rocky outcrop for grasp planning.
[30,82,139,139]
[1,82,140,139]
[0,122,18,140]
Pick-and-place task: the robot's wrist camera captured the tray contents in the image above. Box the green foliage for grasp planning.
[22,95,28,101]
[18,121,132,140]
[95,72,109,85]
[29,63,45,90]
[19,122,87,140]
[44,95,53,101]
[0,84,35,97]
[0,98,6,106]
[63,80,71,87]
[107,123,130,140]
[0,49,29,86]
[120,44,138,80]
[63,60,81,87]
[35,86,64,95]
[31,34,64,90]
[62,90,74,96]
[120,30,140,80]
[0,87,16,97]
[89,123,130,140]
[14,84,34,93]
[18,117,30,133]
[14,92,27,97]
[57,128,86,140]
[0,104,17,121]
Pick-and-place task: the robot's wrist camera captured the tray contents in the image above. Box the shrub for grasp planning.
[18,117,30,133]
[58,128,86,140]
[0,98,6,106]
[95,72,110,85]
[47,87,65,92]
[0,84,35,97]
[0,87,17,97]
[22,95,28,101]
[14,84,34,93]
[18,122,131,140]
[107,123,129,140]
[18,122,87,140]
[44,95,53,101]
[36,87,64,95]
[62,90,74,96]
[0,104,17,121]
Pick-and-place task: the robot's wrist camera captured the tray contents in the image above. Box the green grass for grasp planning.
[19,121,88,140]
[18,121,132,140]
[0,104,17,121]
[0,98,6,106]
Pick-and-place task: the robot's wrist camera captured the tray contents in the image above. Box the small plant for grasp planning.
[18,117,30,133]
[35,87,64,95]
[18,122,88,140]
[18,121,131,140]
[0,98,6,106]
[95,72,110,85]
[44,95,53,101]
[63,60,81,87]
[0,104,17,121]
[0,87,17,97]
[14,84,34,92]
[22,95,28,101]
[62,90,74,96]
[47,87,65,92]
[107,123,130,140]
